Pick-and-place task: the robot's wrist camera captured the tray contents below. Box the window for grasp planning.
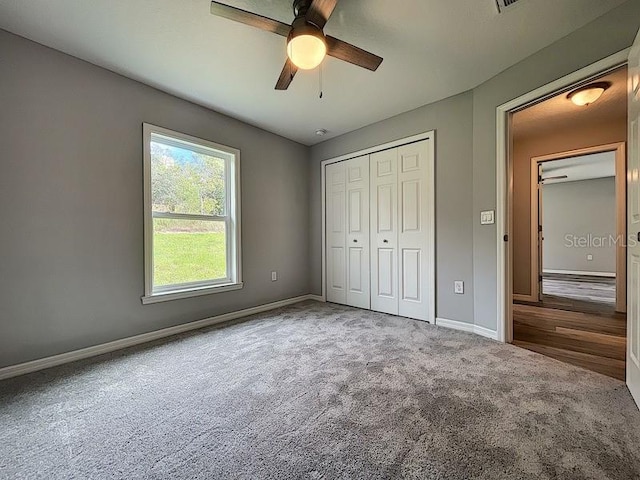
[142,124,241,304]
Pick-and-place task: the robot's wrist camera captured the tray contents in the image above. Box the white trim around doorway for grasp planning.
[496,49,630,343]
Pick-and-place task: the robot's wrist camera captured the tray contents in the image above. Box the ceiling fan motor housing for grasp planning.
[293,0,313,19]
[288,17,326,44]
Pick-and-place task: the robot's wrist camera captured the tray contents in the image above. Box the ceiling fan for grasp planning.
[210,0,383,90]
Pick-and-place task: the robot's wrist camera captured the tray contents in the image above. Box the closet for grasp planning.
[325,138,434,322]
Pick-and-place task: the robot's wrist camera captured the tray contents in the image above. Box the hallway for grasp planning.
[513,303,626,380]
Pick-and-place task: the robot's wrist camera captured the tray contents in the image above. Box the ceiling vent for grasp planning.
[495,0,521,13]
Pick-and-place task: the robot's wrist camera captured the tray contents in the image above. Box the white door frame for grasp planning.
[530,143,627,311]
[496,49,629,343]
[320,131,436,323]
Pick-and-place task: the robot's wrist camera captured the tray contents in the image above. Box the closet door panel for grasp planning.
[402,249,421,302]
[346,155,370,309]
[370,149,399,315]
[377,248,395,296]
[398,140,433,321]
[326,162,347,304]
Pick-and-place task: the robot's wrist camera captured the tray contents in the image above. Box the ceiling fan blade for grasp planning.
[210,1,291,37]
[326,36,383,71]
[306,0,338,29]
[275,59,299,90]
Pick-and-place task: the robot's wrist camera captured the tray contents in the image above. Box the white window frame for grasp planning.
[141,123,242,304]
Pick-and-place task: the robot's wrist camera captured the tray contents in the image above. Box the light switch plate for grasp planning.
[271,271,277,281]
[480,210,495,225]
[454,281,464,294]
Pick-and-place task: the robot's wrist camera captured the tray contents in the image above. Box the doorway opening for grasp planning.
[531,143,626,314]
[508,65,628,380]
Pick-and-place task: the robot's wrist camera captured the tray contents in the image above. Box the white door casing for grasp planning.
[627,29,640,408]
[326,162,346,305]
[346,155,371,309]
[398,141,434,321]
[370,148,399,315]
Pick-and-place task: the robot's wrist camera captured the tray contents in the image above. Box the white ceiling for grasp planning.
[0,0,628,145]
[541,151,615,184]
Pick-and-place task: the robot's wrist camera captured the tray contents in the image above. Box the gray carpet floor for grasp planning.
[1,301,639,479]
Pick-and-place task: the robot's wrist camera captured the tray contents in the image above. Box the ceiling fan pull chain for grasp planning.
[319,63,323,99]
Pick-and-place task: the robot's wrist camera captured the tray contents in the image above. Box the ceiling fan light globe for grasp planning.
[287,33,326,70]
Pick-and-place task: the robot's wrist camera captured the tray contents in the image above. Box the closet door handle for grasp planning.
[383,239,388,244]
[353,239,358,243]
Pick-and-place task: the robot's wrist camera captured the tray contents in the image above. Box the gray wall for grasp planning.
[0,30,310,368]
[542,177,616,274]
[3,1,640,369]
[470,0,640,330]
[310,92,475,324]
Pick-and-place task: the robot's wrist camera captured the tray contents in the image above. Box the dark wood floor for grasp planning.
[513,303,627,380]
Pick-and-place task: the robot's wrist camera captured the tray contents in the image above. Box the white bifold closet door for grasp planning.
[370,140,432,321]
[370,148,399,315]
[326,155,370,309]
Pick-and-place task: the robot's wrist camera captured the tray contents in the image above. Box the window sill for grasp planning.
[141,282,243,305]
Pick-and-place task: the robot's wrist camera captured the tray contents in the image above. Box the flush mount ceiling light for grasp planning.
[567,82,611,106]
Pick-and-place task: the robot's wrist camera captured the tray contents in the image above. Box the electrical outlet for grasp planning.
[271,271,277,281]
[587,254,594,261]
[454,281,464,294]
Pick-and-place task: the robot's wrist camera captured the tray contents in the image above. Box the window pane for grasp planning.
[153,218,227,288]
[151,141,226,216]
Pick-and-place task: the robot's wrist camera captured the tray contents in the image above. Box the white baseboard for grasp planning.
[474,325,499,341]
[0,294,321,381]
[543,269,615,278]
[436,318,499,341]
[436,317,474,333]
